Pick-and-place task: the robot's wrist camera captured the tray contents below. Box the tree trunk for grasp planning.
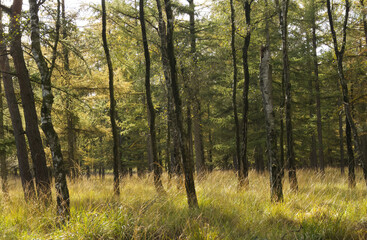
[276,0,298,191]
[239,0,251,188]
[9,0,51,201]
[1,5,35,199]
[339,104,345,175]
[327,0,367,186]
[311,0,324,173]
[260,0,283,202]
[139,0,164,193]
[360,0,367,44]
[230,0,240,176]
[29,0,70,220]
[163,0,198,208]
[346,118,355,187]
[207,104,213,171]
[0,72,8,196]
[101,0,120,196]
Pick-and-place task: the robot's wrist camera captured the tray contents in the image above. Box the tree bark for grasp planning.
[339,106,345,175]
[163,0,198,208]
[327,0,367,186]
[187,0,205,175]
[29,0,70,220]
[9,0,51,201]
[0,71,8,196]
[276,0,298,191]
[139,0,164,193]
[311,0,324,173]
[230,0,240,175]
[239,0,252,188]
[101,0,120,196]
[0,31,34,200]
[360,0,367,44]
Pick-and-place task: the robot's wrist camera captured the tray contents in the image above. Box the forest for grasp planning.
[0,0,366,239]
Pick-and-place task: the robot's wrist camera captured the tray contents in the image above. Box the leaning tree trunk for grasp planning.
[29,0,70,220]
[327,0,367,187]
[276,0,298,191]
[8,0,51,201]
[260,0,283,202]
[164,0,198,208]
[139,0,164,193]
[239,0,252,188]
[101,0,120,196]
[0,6,34,199]
[339,106,345,175]
[230,0,240,174]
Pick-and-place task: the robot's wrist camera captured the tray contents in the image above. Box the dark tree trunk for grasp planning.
[9,0,51,201]
[101,0,120,195]
[276,0,298,191]
[29,0,70,221]
[239,0,252,188]
[139,0,164,193]
[360,0,367,44]
[260,0,283,202]
[311,0,324,173]
[339,105,345,175]
[0,5,34,199]
[163,0,198,208]
[255,145,265,173]
[346,118,355,187]
[327,0,367,186]
[230,0,240,176]
[207,104,213,171]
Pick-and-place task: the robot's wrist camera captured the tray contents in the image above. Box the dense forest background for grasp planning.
[0,0,367,237]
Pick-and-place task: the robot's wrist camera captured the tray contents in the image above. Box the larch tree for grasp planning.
[102,0,120,195]
[326,0,367,187]
[0,2,35,199]
[275,0,298,191]
[139,0,164,192]
[230,0,240,174]
[3,0,51,201]
[239,0,252,188]
[164,0,198,208]
[260,0,283,202]
[28,0,70,220]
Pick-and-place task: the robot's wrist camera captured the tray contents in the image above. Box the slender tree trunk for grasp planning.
[9,0,51,201]
[239,0,252,188]
[0,75,8,196]
[311,0,323,173]
[2,4,34,198]
[29,0,70,220]
[230,0,240,175]
[360,0,367,44]
[339,107,345,175]
[260,0,283,202]
[164,0,198,208]
[207,104,213,171]
[346,118,355,187]
[327,0,367,186]
[276,0,298,191]
[101,0,120,196]
[139,0,164,193]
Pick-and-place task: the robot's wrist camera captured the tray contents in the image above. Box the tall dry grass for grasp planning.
[0,168,366,239]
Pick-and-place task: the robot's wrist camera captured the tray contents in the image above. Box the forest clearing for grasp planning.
[0,0,366,238]
[0,169,367,239]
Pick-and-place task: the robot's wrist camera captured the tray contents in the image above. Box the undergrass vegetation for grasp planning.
[0,168,367,239]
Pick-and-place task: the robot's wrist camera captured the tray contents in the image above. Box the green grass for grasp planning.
[0,168,367,239]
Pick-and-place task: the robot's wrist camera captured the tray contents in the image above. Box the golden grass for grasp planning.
[0,168,366,239]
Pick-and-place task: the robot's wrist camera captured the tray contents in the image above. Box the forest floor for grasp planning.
[0,168,366,239]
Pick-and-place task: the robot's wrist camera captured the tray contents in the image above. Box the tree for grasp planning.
[230,0,240,174]
[4,0,51,201]
[139,0,164,192]
[275,0,298,191]
[164,0,198,208]
[102,0,120,195]
[326,0,367,187]
[28,0,70,220]
[239,0,252,188]
[260,0,283,202]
